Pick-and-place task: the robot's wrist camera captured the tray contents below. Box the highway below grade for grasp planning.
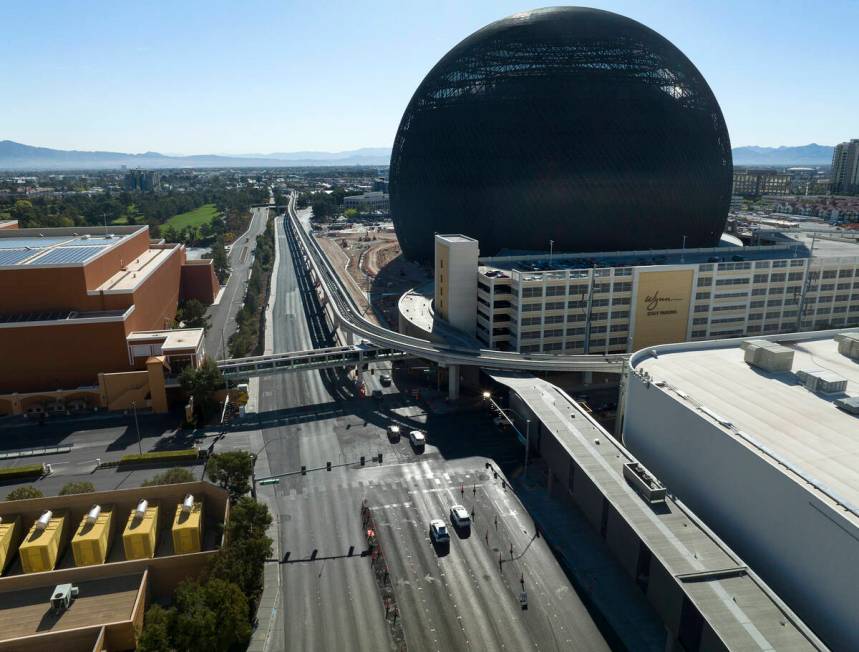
[254,213,609,650]
[205,204,272,358]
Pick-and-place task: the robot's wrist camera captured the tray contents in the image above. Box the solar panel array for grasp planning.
[0,237,71,250]
[0,249,36,266]
[33,246,107,265]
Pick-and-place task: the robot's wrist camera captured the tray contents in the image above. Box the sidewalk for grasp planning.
[510,459,666,652]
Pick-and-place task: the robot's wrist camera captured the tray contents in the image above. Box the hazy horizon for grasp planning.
[2,1,857,153]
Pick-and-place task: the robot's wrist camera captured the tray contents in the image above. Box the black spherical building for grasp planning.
[389,7,732,262]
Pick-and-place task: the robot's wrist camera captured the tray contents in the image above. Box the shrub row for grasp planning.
[118,449,199,466]
[0,464,44,479]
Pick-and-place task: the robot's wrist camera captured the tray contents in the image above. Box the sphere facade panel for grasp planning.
[390,7,733,261]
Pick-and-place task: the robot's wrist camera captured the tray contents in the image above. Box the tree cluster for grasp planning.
[179,356,225,423]
[229,218,275,357]
[5,481,96,500]
[142,467,197,486]
[207,451,253,502]
[176,299,211,331]
[208,236,231,283]
[1,182,268,235]
[137,458,272,652]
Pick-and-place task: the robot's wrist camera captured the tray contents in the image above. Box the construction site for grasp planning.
[314,222,430,329]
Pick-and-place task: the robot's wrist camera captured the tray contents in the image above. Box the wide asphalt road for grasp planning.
[259,213,391,651]
[251,212,609,650]
[205,204,271,359]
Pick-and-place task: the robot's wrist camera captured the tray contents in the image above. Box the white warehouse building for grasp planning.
[622,329,859,651]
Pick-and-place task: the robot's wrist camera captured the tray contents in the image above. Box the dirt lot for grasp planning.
[315,225,430,328]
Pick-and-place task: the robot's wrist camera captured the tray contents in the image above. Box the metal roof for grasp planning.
[634,332,859,522]
[489,371,825,651]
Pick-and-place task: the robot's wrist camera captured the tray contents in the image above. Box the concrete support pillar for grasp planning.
[344,329,354,346]
[583,370,593,385]
[448,365,460,401]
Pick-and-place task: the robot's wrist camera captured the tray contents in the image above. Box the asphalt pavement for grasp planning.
[205,204,272,359]
[243,212,609,650]
[0,410,204,497]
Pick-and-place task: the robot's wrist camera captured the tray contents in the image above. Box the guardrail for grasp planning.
[0,445,72,460]
[286,194,625,373]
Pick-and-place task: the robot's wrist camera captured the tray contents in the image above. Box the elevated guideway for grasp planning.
[285,193,626,376]
[218,344,409,380]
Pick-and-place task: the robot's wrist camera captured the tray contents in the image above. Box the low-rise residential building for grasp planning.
[343,191,389,213]
[733,169,791,197]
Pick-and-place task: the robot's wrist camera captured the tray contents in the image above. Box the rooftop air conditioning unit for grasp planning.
[742,339,794,372]
[623,462,667,504]
[796,369,848,395]
[834,396,859,415]
[50,583,79,613]
[835,332,859,360]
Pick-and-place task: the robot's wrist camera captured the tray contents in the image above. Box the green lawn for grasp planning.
[166,203,220,230]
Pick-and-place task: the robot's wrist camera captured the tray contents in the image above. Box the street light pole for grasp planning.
[483,392,532,473]
[131,401,142,456]
[549,240,554,266]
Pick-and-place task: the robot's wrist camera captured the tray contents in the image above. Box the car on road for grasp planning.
[387,424,401,442]
[430,519,450,544]
[371,389,383,400]
[409,430,426,449]
[379,374,392,386]
[493,416,509,429]
[449,505,470,529]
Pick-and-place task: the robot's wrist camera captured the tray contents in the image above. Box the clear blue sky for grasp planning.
[1,1,856,154]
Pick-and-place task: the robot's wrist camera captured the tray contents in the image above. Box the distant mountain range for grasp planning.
[732,143,833,166]
[0,140,838,171]
[0,141,392,170]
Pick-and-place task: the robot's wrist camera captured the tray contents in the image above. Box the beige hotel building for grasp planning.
[428,232,859,354]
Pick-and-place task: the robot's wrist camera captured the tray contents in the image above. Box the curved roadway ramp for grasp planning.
[285,193,626,375]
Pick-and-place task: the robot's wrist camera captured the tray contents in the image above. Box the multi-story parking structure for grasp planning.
[470,233,859,354]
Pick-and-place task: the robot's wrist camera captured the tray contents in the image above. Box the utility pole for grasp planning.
[131,401,142,456]
[549,240,554,266]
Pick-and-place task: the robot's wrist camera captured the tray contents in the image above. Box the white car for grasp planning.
[430,519,450,544]
[387,424,401,441]
[449,505,470,529]
[409,430,426,448]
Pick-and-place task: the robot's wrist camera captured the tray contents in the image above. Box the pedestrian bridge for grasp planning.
[217,344,409,380]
